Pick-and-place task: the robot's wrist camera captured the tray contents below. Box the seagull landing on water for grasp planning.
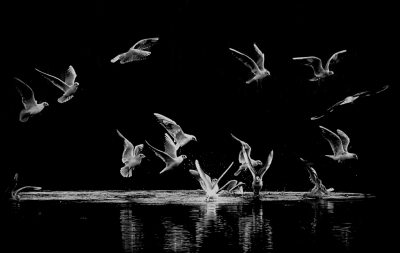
[35,65,79,103]
[293,50,346,82]
[5,173,41,201]
[300,158,334,199]
[154,113,197,149]
[230,133,262,176]
[229,43,271,87]
[13,77,49,122]
[242,148,274,196]
[111,37,159,64]
[311,85,389,120]
[189,160,235,201]
[116,130,145,177]
[319,126,358,163]
[145,133,187,174]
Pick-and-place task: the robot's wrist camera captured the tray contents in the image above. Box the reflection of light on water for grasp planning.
[120,208,144,252]
[162,220,192,252]
[333,223,353,249]
[193,202,218,247]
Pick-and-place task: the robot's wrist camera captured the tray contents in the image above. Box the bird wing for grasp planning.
[229,48,258,71]
[213,162,234,190]
[217,180,238,194]
[319,126,344,155]
[145,140,173,163]
[253,43,265,69]
[257,150,274,178]
[64,65,77,87]
[231,133,249,148]
[13,77,36,107]
[230,182,245,193]
[375,85,389,94]
[326,50,347,70]
[35,68,69,92]
[292,56,323,75]
[300,158,320,186]
[133,144,144,157]
[189,170,208,192]
[117,130,134,163]
[241,145,256,178]
[163,133,178,158]
[154,113,183,142]
[336,129,350,152]
[234,164,248,176]
[14,186,42,196]
[131,37,159,51]
[195,160,213,191]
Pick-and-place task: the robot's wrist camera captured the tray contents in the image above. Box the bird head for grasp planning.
[327,70,334,76]
[256,160,263,166]
[43,102,49,106]
[182,155,188,160]
[139,154,146,159]
[191,136,197,142]
[74,82,80,87]
[353,154,358,160]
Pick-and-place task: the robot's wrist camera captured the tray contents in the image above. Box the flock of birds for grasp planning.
[5,37,389,201]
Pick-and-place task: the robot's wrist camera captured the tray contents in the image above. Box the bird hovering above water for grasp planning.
[319,126,358,163]
[13,77,49,122]
[116,130,145,177]
[145,133,187,174]
[35,65,79,103]
[300,158,334,199]
[293,50,346,82]
[189,160,235,201]
[111,37,159,64]
[311,85,389,120]
[230,133,262,176]
[154,113,197,149]
[229,43,271,88]
[242,148,274,196]
[4,173,41,201]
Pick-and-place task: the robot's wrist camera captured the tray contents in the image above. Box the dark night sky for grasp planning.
[1,1,395,196]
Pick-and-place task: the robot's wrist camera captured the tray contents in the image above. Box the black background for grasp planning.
[1,1,395,197]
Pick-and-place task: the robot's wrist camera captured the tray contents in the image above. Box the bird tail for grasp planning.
[111,55,121,63]
[120,166,133,177]
[325,155,336,160]
[19,111,30,122]
[327,188,334,192]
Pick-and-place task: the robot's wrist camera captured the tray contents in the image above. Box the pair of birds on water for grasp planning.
[12,66,80,122]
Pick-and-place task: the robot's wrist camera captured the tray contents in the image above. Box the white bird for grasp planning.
[111,37,159,64]
[154,113,197,149]
[242,148,274,196]
[231,133,262,176]
[189,160,234,201]
[145,133,187,174]
[218,180,246,195]
[319,126,358,162]
[35,65,79,103]
[5,173,41,200]
[311,85,389,120]
[13,77,49,122]
[300,158,334,199]
[229,43,271,86]
[293,50,347,81]
[117,130,145,177]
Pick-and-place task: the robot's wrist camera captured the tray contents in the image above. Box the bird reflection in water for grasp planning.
[162,219,192,252]
[120,208,144,252]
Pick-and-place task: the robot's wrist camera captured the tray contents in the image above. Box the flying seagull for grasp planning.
[293,50,346,81]
[13,77,49,122]
[242,147,274,196]
[145,133,187,174]
[5,173,41,200]
[189,160,234,201]
[311,85,390,120]
[229,43,271,86]
[35,65,79,103]
[111,37,159,64]
[231,133,262,176]
[117,130,145,177]
[319,126,358,162]
[300,158,334,199]
[154,113,197,149]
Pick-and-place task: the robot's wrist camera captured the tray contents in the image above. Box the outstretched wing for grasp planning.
[257,150,274,178]
[253,43,265,69]
[133,144,144,157]
[195,160,212,191]
[293,56,323,75]
[214,162,234,189]
[336,129,350,152]
[163,133,178,158]
[189,170,208,192]
[145,140,173,163]
[117,130,134,163]
[64,65,77,87]
[131,37,159,51]
[300,158,320,186]
[229,48,258,72]
[14,186,42,196]
[154,113,183,142]
[35,68,69,92]
[241,145,256,178]
[217,180,238,194]
[13,77,36,106]
[326,50,347,70]
[319,126,344,156]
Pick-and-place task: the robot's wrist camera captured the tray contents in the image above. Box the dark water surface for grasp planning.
[2,191,383,252]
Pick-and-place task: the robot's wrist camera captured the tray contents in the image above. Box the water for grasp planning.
[2,191,382,252]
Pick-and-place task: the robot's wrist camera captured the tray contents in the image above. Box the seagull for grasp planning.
[311,85,390,120]
[319,126,358,162]
[293,50,347,81]
[229,43,271,86]
[111,37,159,64]
[189,160,234,201]
[5,173,41,200]
[300,158,334,199]
[242,148,274,196]
[13,77,49,122]
[154,113,197,149]
[231,133,262,176]
[218,180,246,195]
[145,133,187,174]
[35,65,79,103]
[117,130,145,177]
